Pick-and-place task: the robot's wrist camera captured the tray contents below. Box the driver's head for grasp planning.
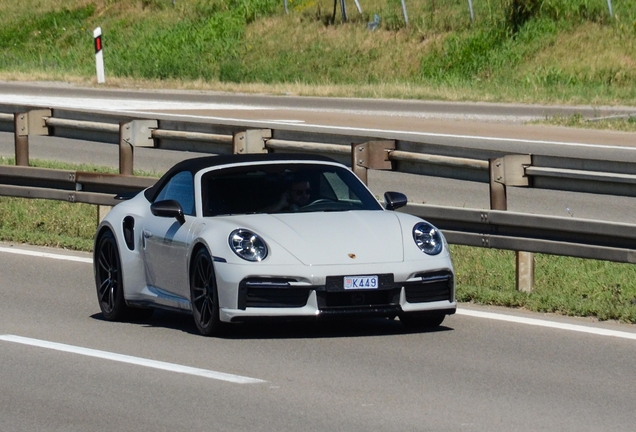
[289,180,311,206]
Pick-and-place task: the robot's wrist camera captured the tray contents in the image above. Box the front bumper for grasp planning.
[222,292,456,323]
[216,261,456,323]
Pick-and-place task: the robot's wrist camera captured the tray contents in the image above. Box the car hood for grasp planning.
[227,211,406,266]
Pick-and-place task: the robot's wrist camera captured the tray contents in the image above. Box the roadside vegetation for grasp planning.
[1,157,635,324]
[533,113,636,131]
[0,0,635,106]
[454,246,636,323]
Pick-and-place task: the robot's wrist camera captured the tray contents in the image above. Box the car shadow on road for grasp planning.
[218,319,454,340]
[92,310,454,339]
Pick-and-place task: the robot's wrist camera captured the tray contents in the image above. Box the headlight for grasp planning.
[413,222,443,255]
[229,229,268,262]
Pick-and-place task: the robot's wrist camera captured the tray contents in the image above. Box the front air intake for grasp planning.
[403,271,453,303]
[238,278,309,309]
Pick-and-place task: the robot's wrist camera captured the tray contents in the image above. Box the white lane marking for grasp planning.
[118,110,636,152]
[1,94,272,112]
[0,246,92,263]
[262,119,306,124]
[2,246,635,340]
[456,309,636,341]
[0,335,266,384]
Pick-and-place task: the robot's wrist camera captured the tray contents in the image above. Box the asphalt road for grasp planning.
[1,244,635,432]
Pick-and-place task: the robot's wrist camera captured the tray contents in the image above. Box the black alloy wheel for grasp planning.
[95,230,131,321]
[190,248,222,336]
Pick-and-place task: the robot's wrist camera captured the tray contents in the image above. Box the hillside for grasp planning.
[0,0,635,105]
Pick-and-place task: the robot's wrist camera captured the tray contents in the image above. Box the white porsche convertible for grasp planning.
[94,154,456,336]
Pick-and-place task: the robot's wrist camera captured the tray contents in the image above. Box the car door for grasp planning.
[142,170,196,300]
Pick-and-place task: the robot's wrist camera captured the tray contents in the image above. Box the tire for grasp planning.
[94,230,132,321]
[190,248,222,336]
[399,313,445,329]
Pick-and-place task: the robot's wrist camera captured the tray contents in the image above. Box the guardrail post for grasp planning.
[516,251,534,293]
[13,113,29,166]
[490,155,534,292]
[109,120,157,223]
[489,158,507,211]
[98,203,112,223]
[13,110,51,167]
[351,140,395,184]
[233,129,272,154]
[119,121,134,175]
[119,120,157,175]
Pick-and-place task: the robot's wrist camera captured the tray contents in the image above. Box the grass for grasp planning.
[1,156,635,323]
[533,113,636,131]
[453,246,636,323]
[0,195,96,250]
[0,0,635,105]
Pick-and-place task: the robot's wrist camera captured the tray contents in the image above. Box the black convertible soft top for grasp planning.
[144,153,338,202]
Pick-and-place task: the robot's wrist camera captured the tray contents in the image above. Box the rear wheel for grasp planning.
[190,248,222,336]
[399,313,445,329]
[94,231,131,321]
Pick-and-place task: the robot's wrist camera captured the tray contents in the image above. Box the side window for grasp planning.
[155,171,195,216]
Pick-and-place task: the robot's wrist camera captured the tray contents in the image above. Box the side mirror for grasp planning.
[384,191,407,211]
[151,199,186,224]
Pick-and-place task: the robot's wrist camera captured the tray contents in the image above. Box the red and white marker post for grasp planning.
[93,27,105,84]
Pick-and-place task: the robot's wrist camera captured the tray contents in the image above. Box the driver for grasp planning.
[264,178,312,213]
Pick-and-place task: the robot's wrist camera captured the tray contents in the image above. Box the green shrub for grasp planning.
[504,0,609,33]
[420,27,510,81]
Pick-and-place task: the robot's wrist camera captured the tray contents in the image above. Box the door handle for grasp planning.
[143,230,152,238]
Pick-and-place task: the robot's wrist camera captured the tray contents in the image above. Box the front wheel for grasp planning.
[190,248,222,336]
[94,230,131,321]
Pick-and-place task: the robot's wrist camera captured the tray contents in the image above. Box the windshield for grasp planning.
[201,163,383,217]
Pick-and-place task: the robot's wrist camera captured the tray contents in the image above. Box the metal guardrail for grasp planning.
[0,104,635,290]
[1,160,632,264]
[405,203,636,264]
[3,104,636,196]
[0,165,157,206]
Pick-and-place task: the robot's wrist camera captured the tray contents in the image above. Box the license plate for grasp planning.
[344,275,379,290]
